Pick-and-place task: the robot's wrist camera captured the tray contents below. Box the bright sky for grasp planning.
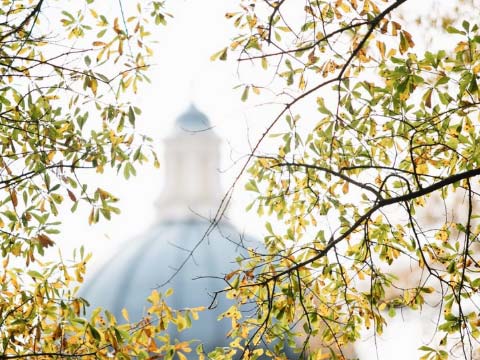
[59,0,265,259]
[54,1,471,359]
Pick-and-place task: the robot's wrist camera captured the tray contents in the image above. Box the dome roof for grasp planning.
[81,219,244,351]
[81,105,256,355]
[175,104,211,133]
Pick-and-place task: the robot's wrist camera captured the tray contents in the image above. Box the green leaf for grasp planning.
[241,85,250,102]
[128,106,135,125]
[446,26,466,35]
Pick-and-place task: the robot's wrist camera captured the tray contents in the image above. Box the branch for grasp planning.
[0,351,100,359]
[267,166,480,282]
[270,160,382,198]
[164,0,410,288]
[0,0,44,43]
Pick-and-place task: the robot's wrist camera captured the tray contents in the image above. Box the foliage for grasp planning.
[0,1,199,359]
[212,0,480,359]
[5,0,480,359]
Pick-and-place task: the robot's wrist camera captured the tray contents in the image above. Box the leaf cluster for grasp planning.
[216,1,480,359]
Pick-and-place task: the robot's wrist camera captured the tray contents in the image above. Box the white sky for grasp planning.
[59,0,265,259]
[52,1,475,359]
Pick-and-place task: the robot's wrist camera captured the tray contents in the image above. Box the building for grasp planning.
[81,105,250,353]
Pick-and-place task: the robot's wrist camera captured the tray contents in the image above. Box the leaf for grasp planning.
[90,77,98,95]
[210,47,228,61]
[241,85,250,102]
[128,106,135,125]
[121,308,129,321]
[446,26,466,35]
[37,234,55,248]
[177,352,188,360]
[298,73,306,90]
[423,88,433,108]
[88,324,101,342]
[10,190,17,207]
[261,57,268,69]
[245,179,259,192]
[88,208,95,225]
[67,189,77,202]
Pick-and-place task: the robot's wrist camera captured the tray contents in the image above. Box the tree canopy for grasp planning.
[210,0,480,359]
[0,1,197,359]
[2,0,480,360]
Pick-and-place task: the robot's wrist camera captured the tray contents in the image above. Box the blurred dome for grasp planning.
[81,219,243,351]
[175,104,211,133]
[81,105,252,353]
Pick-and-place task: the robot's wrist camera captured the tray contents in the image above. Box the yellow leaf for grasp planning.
[176,313,187,331]
[373,215,383,225]
[118,40,123,55]
[73,299,80,315]
[435,225,449,242]
[299,73,306,90]
[391,21,401,36]
[39,199,46,212]
[149,289,160,305]
[90,77,98,95]
[261,57,268,70]
[357,270,365,280]
[247,15,257,29]
[121,308,129,321]
[335,0,351,12]
[88,208,94,225]
[113,17,121,33]
[473,63,480,74]
[47,151,55,162]
[376,40,385,58]
[416,163,428,175]
[175,342,191,351]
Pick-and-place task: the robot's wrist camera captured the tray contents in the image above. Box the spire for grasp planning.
[155,105,222,220]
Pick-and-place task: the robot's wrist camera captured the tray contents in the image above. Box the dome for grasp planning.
[81,105,254,354]
[81,219,243,351]
[175,104,211,133]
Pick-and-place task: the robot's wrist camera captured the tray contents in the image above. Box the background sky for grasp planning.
[60,0,263,260]
[54,1,468,359]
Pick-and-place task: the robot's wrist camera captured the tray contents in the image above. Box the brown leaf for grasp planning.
[37,234,55,248]
[10,190,17,207]
[67,189,77,202]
